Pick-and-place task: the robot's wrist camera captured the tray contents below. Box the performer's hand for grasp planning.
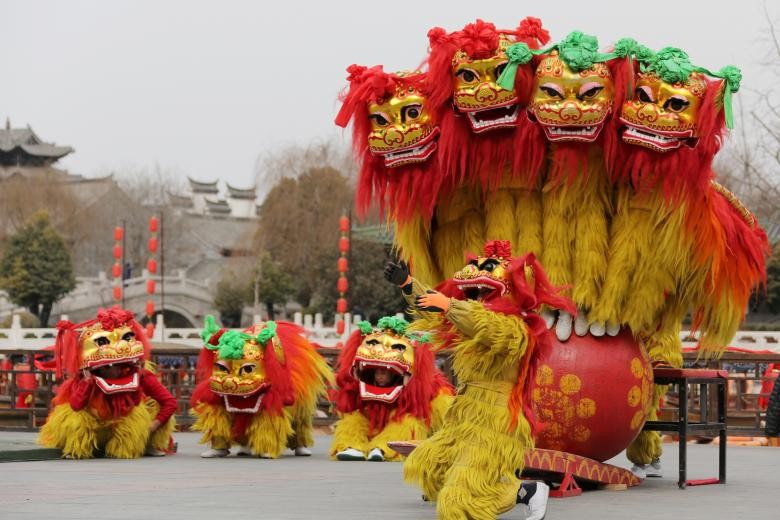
[149,419,162,433]
[384,260,411,287]
[415,290,450,313]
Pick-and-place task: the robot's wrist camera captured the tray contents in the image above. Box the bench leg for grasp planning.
[718,381,727,484]
[679,382,688,489]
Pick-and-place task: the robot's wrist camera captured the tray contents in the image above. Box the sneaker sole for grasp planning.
[336,454,366,461]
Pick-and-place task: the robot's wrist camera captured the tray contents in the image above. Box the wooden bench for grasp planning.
[643,367,727,489]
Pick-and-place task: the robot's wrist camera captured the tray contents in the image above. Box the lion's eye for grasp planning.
[95,337,110,347]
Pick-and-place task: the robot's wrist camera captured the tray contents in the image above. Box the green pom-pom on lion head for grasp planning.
[256,321,277,345]
[200,315,221,346]
[645,47,695,84]
[376,316,409,336]
[215,330,247,360]
[357,321,374,335]
[558,31,601,71]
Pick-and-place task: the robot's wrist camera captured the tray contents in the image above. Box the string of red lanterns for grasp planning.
[112,226,124,302]
[146,215,159,338]
[336,214,349,336]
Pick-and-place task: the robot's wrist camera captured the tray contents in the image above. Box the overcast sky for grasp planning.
[2,0,778,189]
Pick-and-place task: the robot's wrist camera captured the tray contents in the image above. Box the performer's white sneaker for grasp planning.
[367,448,384,462]
[294,446,312,457]
[235,445,253,457]
[336,447,366,461]
[646,458,663,477]
[517,481,549,520]
[200,448,229,458]
[555,311,573,341]
[631,463,647,479]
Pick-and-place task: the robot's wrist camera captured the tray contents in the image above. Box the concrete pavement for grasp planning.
[0,431,778,520]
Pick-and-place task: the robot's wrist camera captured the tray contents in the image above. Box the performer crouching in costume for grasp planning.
[39,308,177,458]
[387,240,574,520]
[191,316,332,458]
[330,316,453,462]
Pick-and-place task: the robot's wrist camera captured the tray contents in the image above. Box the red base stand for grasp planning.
[685,478,719,487]
[522,448,641,498]
[550,471,582,498]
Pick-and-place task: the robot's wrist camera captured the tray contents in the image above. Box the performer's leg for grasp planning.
[245,410,294,458]
[105,403,152,458]
[191,403,232,456]
[367,414,429,461]
[38,404,100,459]
[287,402,314,455]
[330,411,370,460]
[145,399,176,454]
[403,427,458,501]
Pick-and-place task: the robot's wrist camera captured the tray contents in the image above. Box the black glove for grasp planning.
[384,260,410,285]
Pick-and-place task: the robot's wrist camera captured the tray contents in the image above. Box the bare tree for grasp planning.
[253,138,357,202]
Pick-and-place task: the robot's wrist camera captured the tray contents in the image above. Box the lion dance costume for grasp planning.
[337,17,769,519]
[330,316,453,462]
[386,240,573,519]
[191,316,332,458]
[39,308,177,459]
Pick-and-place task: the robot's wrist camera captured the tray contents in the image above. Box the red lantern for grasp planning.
[337,277,348,293]
[112,263,122,278]
[147,259,158,274]
[145,323,155,338]
[336,298,348,314]
[112,286,122,301]
[339,216,349,233]
[335,320,345,335]
[146,279,156,294]
[339,237,349,253]
[148,216,159,233]
[113,227,124,241]
[337,257,348,273]
[148,237,158,253]
[145,300,155,317]
[113,245,122,259]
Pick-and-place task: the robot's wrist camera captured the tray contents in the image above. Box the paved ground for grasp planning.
[0,431,778,520]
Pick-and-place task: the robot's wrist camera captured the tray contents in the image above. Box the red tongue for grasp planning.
[100,372,136,386]
[363,383,396,396]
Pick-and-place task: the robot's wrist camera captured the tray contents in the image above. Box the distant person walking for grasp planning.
[766,375,780,437]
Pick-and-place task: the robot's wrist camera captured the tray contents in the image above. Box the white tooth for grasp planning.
[606,322,621,336]
[589,321,606,337]
[541,309,556,330]
[556,311,573,342]
[574,313,589,336]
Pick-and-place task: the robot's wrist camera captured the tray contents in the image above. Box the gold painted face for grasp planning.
[353,331,415,403]
[209,341,267,396]
[80,324,143,369]
[620,71,706,152]
[530,51,614,142]
[453,255,511,301]
[451,35,521,133]
[80,324,144,394]
[367,82,438,168]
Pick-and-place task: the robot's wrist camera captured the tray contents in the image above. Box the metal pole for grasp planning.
[121,219,126,309]
[160,210,165,337]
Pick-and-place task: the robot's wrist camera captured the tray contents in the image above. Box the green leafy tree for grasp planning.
[0,211,76,327]
[213,271,251,328]
[254,253,294,320]
[307,238,405,323]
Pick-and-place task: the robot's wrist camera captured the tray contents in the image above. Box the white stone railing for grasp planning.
[1,310,778,352]
[0,311,376,350]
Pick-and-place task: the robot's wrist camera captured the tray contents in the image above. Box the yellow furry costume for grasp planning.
[388,242,574,519]
[39,308,177,459]
[330,317,453,461]
[190,317,332,458]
